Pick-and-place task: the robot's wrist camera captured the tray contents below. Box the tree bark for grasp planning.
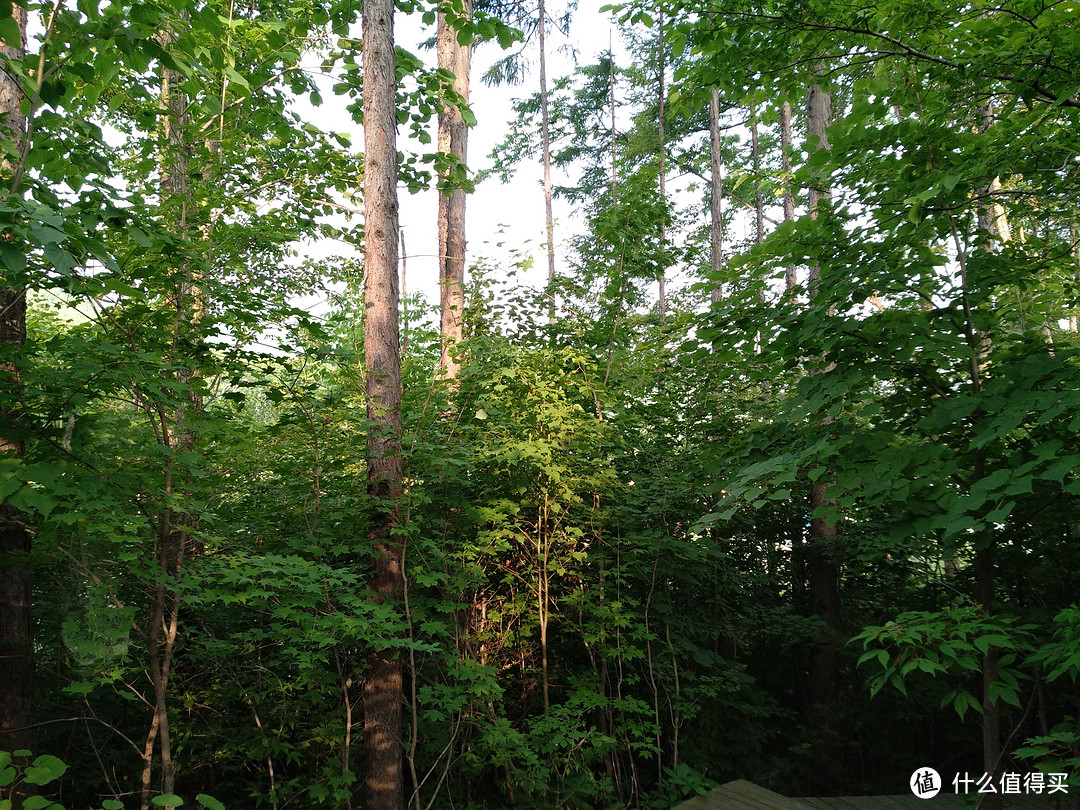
[141,37,198,807]
[656,12,666,318]
[609,42,617,197]
[750,102,763,246]
[805,69,842,792]
[1070,222,1078,333]
[781,100,796,291]
[363,0,405,805]
[538,0,555,319]
[0,1,33,759]
[708,87,723,304]
[806,77,831,292]
[436,0,472,379]
[973,97,1005,810]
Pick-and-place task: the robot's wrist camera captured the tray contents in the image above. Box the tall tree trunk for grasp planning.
[781,100,796,291]
[436,0,472,379]
[750,102,764,246]
[538,0,555,319]
[0,2,33,759]
[805,69,841,792]
[1070,222,1078,333]
[363,0,404,805]
[708,87,723,304]
[973,98,1006,810]
[609,40,617,197]
[749,101,765,353]
[806,77,831,291]
[656,12,666,318]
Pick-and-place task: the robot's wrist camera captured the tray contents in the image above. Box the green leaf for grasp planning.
[196,795,226,810]
[42,243,75,275]
[24,754,67,785]
[888,671,907,696]
[0,243,25,274]
[152,795,185,807]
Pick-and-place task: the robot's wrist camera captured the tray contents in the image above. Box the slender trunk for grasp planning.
[609,40,616,196]
[362,0,404,804]
[976,503,999,810]
[139,41,198,804]
[0,2,32,760]
[538,0,555,319]
[400,228,408,355]
[656,13,666,318]
[1070,222,1078,333]
[976,102,1009,249]
[750,102,763,246]
[140,696,161,807]
[708,88,723,304]
[642,542,663,785]
[436,0,472,378]
[750,102,765,353]
[781,100,796,291]
[142,543,182,808]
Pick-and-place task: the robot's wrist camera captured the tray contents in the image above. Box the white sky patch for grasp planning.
[291,0,624,323]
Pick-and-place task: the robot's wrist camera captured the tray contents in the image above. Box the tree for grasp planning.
[7,0,1080,804]
[362,0,405,805]
[803,64,841,791]
[708,86,722,303]
[0,1,31,758]
[683,0,1080,788]
[479,0,572,317]
[437,0,473,378]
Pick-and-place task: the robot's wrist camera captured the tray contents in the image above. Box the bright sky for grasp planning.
[301,0,622,317]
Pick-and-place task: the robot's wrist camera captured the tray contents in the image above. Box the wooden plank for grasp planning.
[678,780,815,810]
[682,782,1078,810]
[798,793,1075,809]
[798,795,970,809]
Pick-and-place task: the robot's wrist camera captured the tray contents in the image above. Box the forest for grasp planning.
[1,0,1079,807]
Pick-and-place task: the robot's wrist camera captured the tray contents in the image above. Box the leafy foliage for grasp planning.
[6,0,1080,804]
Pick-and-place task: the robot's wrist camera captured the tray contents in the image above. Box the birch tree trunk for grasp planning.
[0,2,33,758]
[437,0,472,379]
[363,0,405,804]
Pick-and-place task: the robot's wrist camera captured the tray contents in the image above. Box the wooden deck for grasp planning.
[676,780,813,809]
[675,780,1078,809]
[800,795,1075,809]
[800,795,968,808]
